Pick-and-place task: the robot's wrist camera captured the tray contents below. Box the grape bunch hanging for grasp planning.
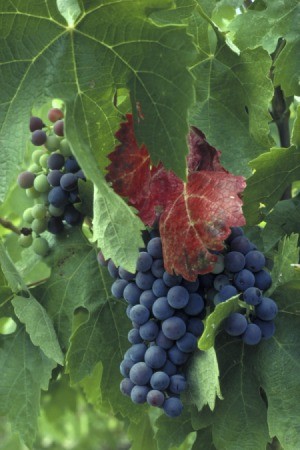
[17,107,85,256]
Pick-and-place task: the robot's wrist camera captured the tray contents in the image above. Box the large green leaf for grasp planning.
[192,428,216,450]
[0,327,56,448]
[155,409,195,450]
[128,415,158,450]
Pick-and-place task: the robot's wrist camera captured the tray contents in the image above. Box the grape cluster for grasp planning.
[199,227,277,345]
[99,236,205,418]
[17,107,85,256]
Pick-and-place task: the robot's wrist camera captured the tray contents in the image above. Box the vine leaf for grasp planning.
[107,116,246,280]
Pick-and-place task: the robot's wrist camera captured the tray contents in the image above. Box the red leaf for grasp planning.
[106,115,246,280]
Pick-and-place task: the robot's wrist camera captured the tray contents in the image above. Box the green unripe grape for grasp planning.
[39,153,50,169]
[59,138,72,157]
[32,237,49,256]
[28,163,41,173]
[23,208,34,223]
[33,174,50,193]
[31,218,47,234]
[32,149,46,164]
[49,204,64,217]
[18,234,33,248]
[26,187,40,199]
[32,203,47,219]
[45,134,61,151]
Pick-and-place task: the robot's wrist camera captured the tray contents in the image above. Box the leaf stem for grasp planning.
[0,217,21,235]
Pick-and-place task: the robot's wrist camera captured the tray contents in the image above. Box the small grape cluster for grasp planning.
[98,235,205,418]
[17,107,85,256]
[200,227,277,345]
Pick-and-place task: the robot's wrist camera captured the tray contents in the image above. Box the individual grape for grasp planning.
[186,318,204,337]
[126,305,132,319]
[123,282,142,305]
[152,279,168,297]
[128,328,143,344]
[136,251,153,272]
[47,216,64,234]
[23,208,34,223]
[49,204,64,217]
[32,237,49,256]
[31,129,47,146]
[147,390,165,407]
[152,297,174,321]
[168,345,189,365]
[226,226,244,243]
[254,270,272,290]
[139,290,157,309]
[32,149,46,164]
[65,156,80,172]
[242,323,262,345]
[107,260,118,278]
[151,259,164,278]
[129,343,147,363]
[33,174,50,193]
[181,278,199,293]
[144,345,167,369]
[162,317,186,340]
[111,279,129,299]
[60,138,72,156]
[155,330,174,350]
[255,297,278,321]
[48,186,69,207]
[17,171,35,189]
[150,371,170,390]
[47,170,63,187]
[163,397,183,417]
[147,237,163,258]
[243,287,262,306]
[45,135,61,151]
[28,163,41,173]
[60,173,77,192]
[120,359,134,377]
[53,119,64,136]
[120,378,134,396]
[218,285,238,302]
[118,266,135,281]
[97,251,108,267]
[176,332,197,353]
[167,285,189,309]
[184,293,204,316]
[31,204,47,220]
[48,108,64,122]
[130,305,150,326]
[31,218,47,234]
[214,274,230,291]
[163,271,183,287]
[161,359,177,376]
[169,374,187,394]
[211,254,225,274]
[245,250,266,272]
[39,153,50,169]
[135,271,155,290]
[234,269,255,291]
[252,318,275,339]
[29,116,44,132]
[139,320,159,341]
[230,236,252,255]
[64,205,82,225]
[130,385,150,404]
[47,153,65,170]
[18,234,33,248]
[224,251,245,273]
[129,362,153,385]
[224,312,247,336]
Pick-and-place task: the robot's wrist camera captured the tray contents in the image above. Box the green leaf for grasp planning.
[198,295,240,350]
[128,415,157,450]
[243,146,300,225]
[192,428,216,450]
[0,327,56,448]
[212,335,270,450]
[12,295,64,365]
[155,409,194,450]
[56,0,81,27]
[274,41,300,96]
[291,105,300,147]
[185,349,222,411]
[0,242,27,293]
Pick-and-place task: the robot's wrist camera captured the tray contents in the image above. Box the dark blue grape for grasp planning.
[76,169,86,180]
[135,271,155,290]
[139,320,159,341]
[64,204,82,225]
[151,259,164,278]
[230,236,252,254]
[47,216,64,234]
[245,250,266,272]
[152,297,174,320]
[60,173,78,191]
[169,374,187,394]
[120,378,134,396]
[31,129,47,146]
[147,390,165,407]
[139,290,157,309]
[155,330,174,350]
[224,251,245,273]
[255,297,278,320]
[30,116,44,132]
[152,279,168,297]
[17,171,35,189]
[161,359,177,376]
[97,251,108,266]
[242,323,262,345]
[168,345,189,365]
[234,269,255,291]
[53,119,64,136]
[144,345,167,369]
[252,318,275,339]
[181,278,200,293]
[163,272,183,287]
[126,305,132,319]
[123,283,142,305]
[186,318,204,337]
[174,310,189,323]
[47,153,65,170]
[254,270,272,290]
[65,156,80,172]
[162,317,186,340]
[111,279,129,299]
[128,328,143,344]
[118,266,136,281]
[167,286,189,309]
[224,313,247,336]
[213,274,230,291]
[176,332,197,353]
[107,259,118,278]
[47,170,63,187]
[130,385,150,404]
[136,252,153,272]
[147,237,163,258]
[150,371,170,390]
[218,285,238,302]
[184,293,204,316]
[130,305,150,326]
[163,397,183,417]
[48,186,68,207]
[226,226,244,243]
[243,287,262,306]
[120,359,134,377]
[129,343,147,363]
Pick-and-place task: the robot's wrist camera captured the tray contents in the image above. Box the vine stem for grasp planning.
[0,217,21,235]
